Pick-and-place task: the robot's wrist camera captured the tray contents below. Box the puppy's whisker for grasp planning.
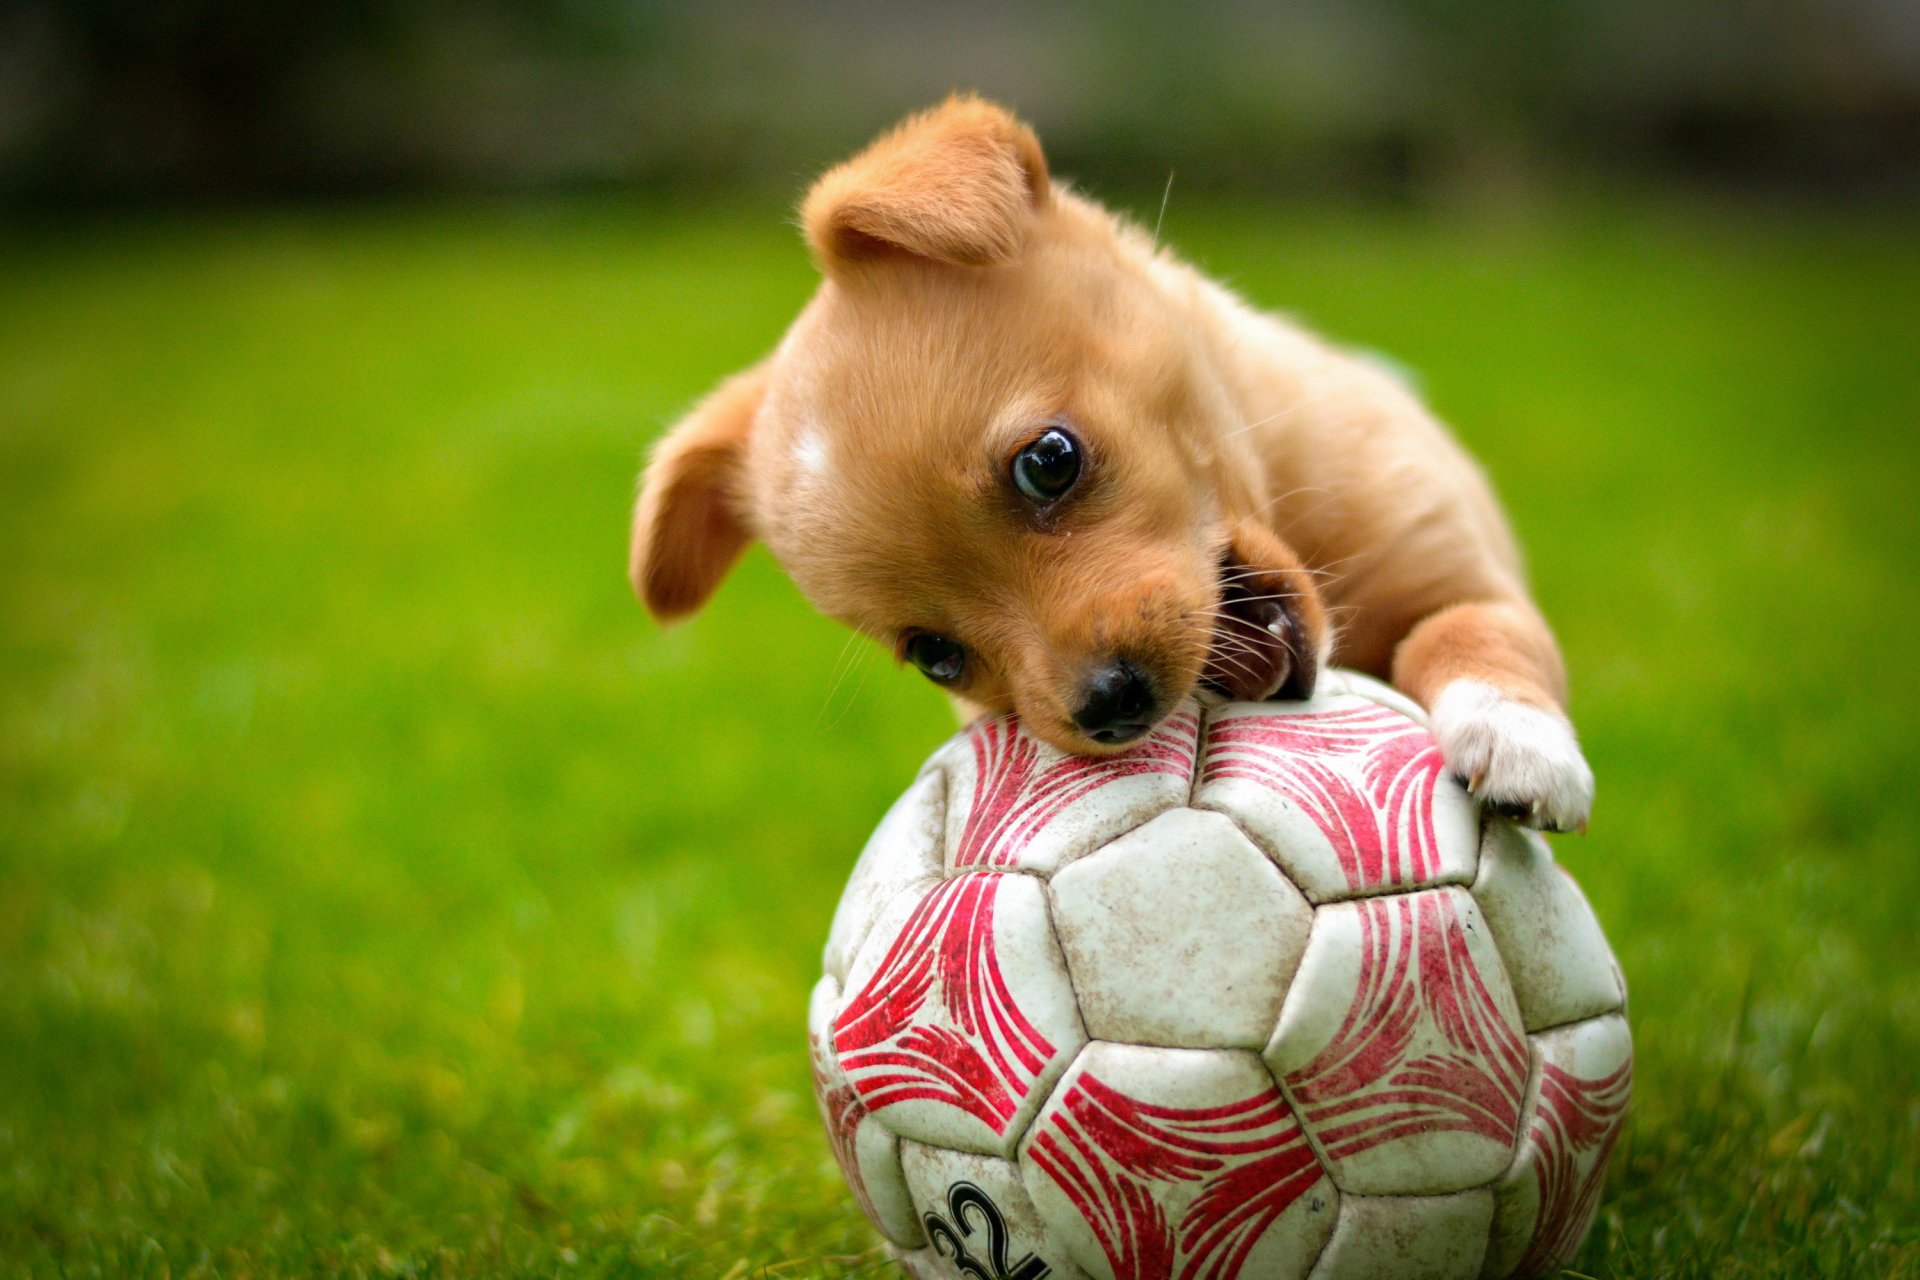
[1191,596,1303,625]
[814,631,863,719]
[1214,590,1302,604]
[1214,592,1302,608]
[820,647,877,733]
[1206,632,1266,674]
[1193,620,1260,658]
[1213,572,1310,592]
[1219,548,1365,586]
[1191,603,1302,631]
[1207,650,1262,684]
[814,631,873,729]
[1253,483,1334,508]
[1152,170,1175,249]
[1220,389,1352,441]
[1214,562,1339,584]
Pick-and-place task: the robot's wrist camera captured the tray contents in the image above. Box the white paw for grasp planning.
[1429,679,1594,832]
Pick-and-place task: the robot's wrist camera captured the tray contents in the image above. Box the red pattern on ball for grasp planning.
[1028,1069,1323,1280]
[833,873,1055,1137]
[955,712,1198,868]
[1203,705,1448,893]
[807,1031,886,1230]
[1513,1054,1633,1277]
[1284,892,1529,1168]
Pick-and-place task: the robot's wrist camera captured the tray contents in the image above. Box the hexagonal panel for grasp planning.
[1306,1189,1493,1280]
[1022,1042,1337,1280]
[834,871,1086,1157]
[1471,823,1625,1032]
[1319,669,1435,730]
[1483,1014,1632,1280]
[824,766,948,983]
[897,1142,1092,1280]
[942,708,1199,876]
[807,976,922,1246]
[1195,698,1478,903]
[1266,888,1530,1195]
[1049,808,1314,1048]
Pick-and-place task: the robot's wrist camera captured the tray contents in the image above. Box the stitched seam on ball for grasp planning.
[1520,1006,1631,1041]
[1187,701,1212,806]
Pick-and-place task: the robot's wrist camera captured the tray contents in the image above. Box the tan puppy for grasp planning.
[630,96,1593,831]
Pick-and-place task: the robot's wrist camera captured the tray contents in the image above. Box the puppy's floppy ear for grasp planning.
[803,94,1050,271]
[629,362,768,622]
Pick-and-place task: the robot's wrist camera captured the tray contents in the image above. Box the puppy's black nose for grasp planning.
[1072,660,1156,744]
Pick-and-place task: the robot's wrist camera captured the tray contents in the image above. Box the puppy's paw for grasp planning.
[1430,678,1594,832]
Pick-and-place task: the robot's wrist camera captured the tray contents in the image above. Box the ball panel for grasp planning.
[808,976,924,1247]
[1470,823,1625,1032]
[1049,808,1313,1049]
[1266,888,1530,1195]
[1482,1014,1632,1280]
[825,767,949,983]
[1022,1042,1337,1280]
[1305,1189,1494,1280]
[898,1141,1092,1280]
[943,710,1199,877]
[1320,669,1434,730]
[835,872,1087,1157]
[1195,700,1478,904]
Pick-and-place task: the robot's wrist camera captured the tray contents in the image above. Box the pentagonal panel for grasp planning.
[824,767,948,983]
[807,976,922,1246]
[1266,888,1530,1195]
[834,872,1086,1157]
[1022,1042,1337,1280]
[898,1142,1092,1280]
[1483,1014,1632,1280]
[1195,698,1478,903]
[1471,823,1625,1031]
[1049,808,1314,1048]
[1306,1189,1493,1280]
[942,708,1200,876]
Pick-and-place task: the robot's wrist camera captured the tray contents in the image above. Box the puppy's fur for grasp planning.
[631,96,1594,831]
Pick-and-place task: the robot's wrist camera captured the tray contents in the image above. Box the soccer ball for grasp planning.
[810,670,1629,1280]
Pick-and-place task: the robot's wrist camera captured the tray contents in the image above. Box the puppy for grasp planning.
[630,96,1593,831]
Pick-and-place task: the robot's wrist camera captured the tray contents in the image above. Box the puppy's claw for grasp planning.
[1433,679,1595,834]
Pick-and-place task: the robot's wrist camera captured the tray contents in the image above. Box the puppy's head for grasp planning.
[631,96,1325,753]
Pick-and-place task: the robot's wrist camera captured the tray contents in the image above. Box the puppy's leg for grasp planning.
[1391,599,1594,832]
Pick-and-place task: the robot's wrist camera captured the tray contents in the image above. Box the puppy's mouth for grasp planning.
[1200,555,1316,703]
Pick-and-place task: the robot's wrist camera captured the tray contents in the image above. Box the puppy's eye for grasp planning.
[902,632,966,686]
[1011,427,1081,503]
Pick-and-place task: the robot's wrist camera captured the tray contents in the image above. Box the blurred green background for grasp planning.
[4,0,1920,207]
[3,4,1919,1277]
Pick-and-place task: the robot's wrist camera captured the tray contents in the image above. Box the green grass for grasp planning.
[2,195,1917,1277]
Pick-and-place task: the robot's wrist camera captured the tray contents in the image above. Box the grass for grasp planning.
[1,194,1916,1278]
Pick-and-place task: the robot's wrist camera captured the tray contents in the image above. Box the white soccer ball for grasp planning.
[810,670,1630,1280]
